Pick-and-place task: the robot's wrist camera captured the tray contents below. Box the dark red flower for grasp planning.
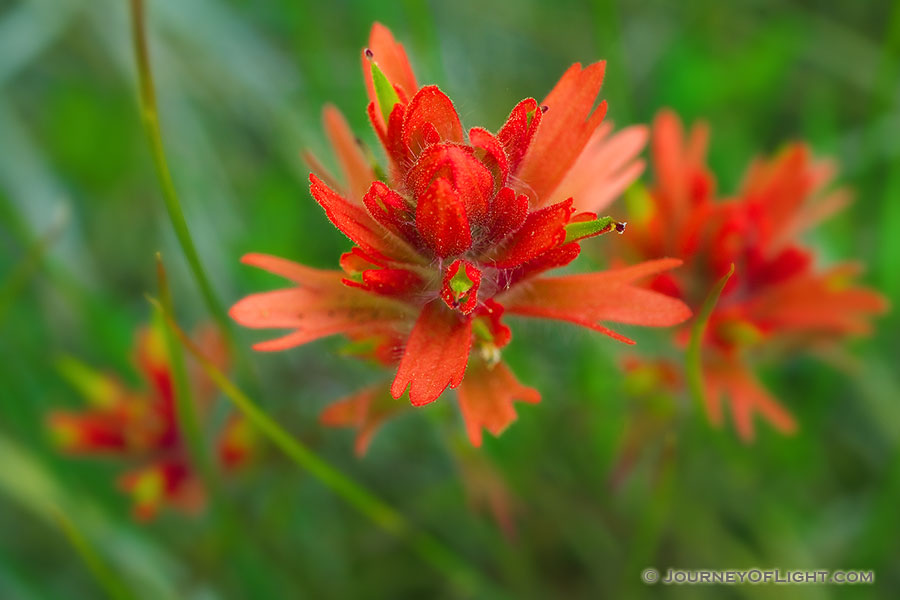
[232,24,690,448]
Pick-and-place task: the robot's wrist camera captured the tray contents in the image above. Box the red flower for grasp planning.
[48,322,254,520]
[231,23,690,449]
[615,110,889,440]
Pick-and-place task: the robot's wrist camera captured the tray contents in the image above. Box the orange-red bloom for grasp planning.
[615,110,889,440]
[48,322,254,520]
[231,23,691,449]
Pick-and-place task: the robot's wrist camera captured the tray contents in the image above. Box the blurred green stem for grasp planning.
[128,0,231,340]
[150,295,502,599]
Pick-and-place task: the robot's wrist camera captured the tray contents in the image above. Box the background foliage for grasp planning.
[1,0,898,598]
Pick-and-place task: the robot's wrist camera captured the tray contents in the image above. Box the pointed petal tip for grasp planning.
[251,334,302,352]
[239,252,270,267]
[321,102,338,118]
[389,378,407,401]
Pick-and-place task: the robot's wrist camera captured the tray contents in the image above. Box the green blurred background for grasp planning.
[1,0,899,598]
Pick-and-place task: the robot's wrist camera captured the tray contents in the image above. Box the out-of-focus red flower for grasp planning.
[615,110,889,440]
[48,321,255,520]
[231,23,691,449]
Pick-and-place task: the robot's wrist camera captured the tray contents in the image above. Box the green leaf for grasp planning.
[370,61,401,123]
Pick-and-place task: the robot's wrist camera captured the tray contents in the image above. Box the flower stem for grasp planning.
[128,0,231,341]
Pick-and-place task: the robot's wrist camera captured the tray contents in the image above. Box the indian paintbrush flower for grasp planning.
[613,110,889,440]
[231,23,691,449]
[48,321,254,520]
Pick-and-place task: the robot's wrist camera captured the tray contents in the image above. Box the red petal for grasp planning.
[488,199,573,268]
[385,103,408,169]
[499,258,692,340]
[497,98,542,174]
[391,301,473,405]
[650,110,714,224]
[552,123,648,212]
[358,268,424,297]
[750,264,889,336]
[402,86,464,156]
[48,412,130,454]
[323,105,375,202]
[486,187,529,243]
[407,143,494,222]
[507,243,581,285]
[652,109,689,219]
[457,360,540,446]
[361,181,418,243]
[469,127,510,190]
[320,384,406,456]
[339,248,386,276]
[415,177,472,258]
[709,364,797,441]
[242,252,346,288]
[517,63,608,204]
[230,261,413,352]
[309,174,418,261]
[367,101,388,150]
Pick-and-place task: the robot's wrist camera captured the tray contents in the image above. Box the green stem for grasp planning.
[128,0,231,341]
[149,295,501,598]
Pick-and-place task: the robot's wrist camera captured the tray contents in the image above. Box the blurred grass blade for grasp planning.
[686,263,735,416]
[148,295,499,598]
[128,0,230,339]
[54,510,135,600]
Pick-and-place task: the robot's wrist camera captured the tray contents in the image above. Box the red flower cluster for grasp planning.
[231,23,691,449]
[48,322,254,520]
[616,110,889,440]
